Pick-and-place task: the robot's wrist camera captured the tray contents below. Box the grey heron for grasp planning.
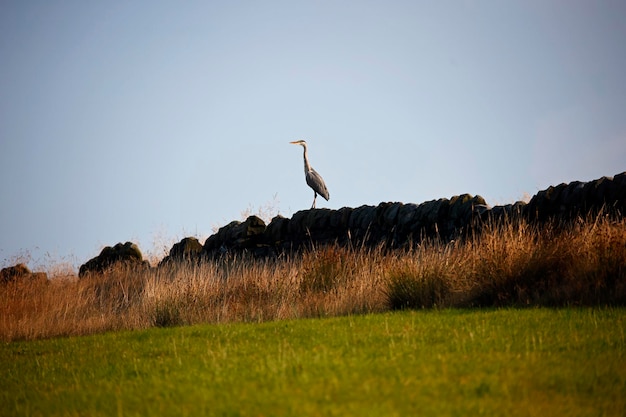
[290,140,330,209]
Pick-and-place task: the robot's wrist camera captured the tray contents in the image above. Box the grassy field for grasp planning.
[2,308,625,416]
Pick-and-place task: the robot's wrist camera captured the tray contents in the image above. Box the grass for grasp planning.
[1,214,625,342]
[2,308,625,416]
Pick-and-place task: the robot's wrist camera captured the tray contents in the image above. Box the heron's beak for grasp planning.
[289,141,298,144]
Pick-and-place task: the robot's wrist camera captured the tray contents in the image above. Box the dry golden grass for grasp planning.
[2,214,625,342]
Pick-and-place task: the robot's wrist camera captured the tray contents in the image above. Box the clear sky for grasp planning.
[2,1,625,270]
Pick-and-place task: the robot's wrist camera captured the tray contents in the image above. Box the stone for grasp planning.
[264,215,290,245]
[79,241,147,277]
[159,237,203,266]
[0,263,47,284]
[203,216,267,258]
[348,205,376,231]
[376,202,402,231]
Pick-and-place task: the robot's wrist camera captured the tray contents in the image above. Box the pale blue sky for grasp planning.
[1,1,625,270]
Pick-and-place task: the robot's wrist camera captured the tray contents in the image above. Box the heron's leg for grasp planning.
[311,192,317,209]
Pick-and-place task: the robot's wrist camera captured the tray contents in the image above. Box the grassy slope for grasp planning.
[2,308,625,417]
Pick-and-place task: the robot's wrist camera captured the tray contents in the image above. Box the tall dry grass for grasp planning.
[387,213,626,308]
[1,214,625,341]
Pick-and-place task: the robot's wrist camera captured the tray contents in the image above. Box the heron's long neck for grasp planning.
[302,146,311,173]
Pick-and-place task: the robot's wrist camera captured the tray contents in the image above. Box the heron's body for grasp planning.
[290,140,329,208]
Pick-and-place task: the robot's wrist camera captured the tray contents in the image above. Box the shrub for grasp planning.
[386,267,449,309]
[299,246,354,293]
[151,299,184,328]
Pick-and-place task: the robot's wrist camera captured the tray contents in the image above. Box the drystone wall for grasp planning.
[76,172,626,275]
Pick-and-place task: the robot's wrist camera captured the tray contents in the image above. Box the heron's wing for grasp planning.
[306,168,330,201]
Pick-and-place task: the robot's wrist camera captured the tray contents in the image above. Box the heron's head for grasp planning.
[289,140,307,147]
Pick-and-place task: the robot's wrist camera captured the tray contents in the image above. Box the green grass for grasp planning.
[2,308,625,416]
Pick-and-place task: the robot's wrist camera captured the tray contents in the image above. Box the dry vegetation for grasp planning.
[2,214,625,342]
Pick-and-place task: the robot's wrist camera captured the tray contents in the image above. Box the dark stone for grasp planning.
[202,216,267,258]
[348,205,374,231]
[159,237,204,266]
[347,205,376,243]
[171,237,203,258]
[79,241,148,277]
[264,215,290,245]
[329,207,352,232]
[0,263,47,284]
[376,202,402,231]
